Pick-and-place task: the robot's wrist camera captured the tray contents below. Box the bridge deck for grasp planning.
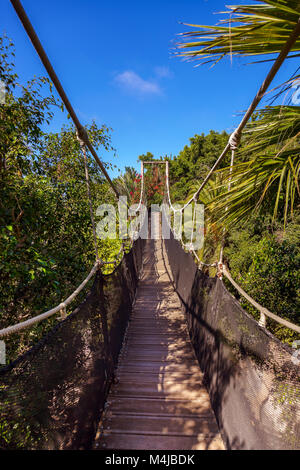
[95,236,224,450]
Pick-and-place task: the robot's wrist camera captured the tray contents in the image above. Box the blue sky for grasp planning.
[2,0,297,177]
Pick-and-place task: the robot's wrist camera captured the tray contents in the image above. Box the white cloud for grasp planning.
[115,70,161,96]
[154,66,173,78]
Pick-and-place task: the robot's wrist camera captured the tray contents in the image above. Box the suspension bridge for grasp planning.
[0,0,299,451]
[94,214,224,450]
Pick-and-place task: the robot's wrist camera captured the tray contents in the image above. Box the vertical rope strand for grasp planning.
[219,149,235,264]
[80,142,100,263]
[190,196,197,248]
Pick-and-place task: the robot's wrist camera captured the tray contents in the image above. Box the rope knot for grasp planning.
[59,302,67,319]
[76,126,89,147]
[217,262,224,280]
[228,129,241,150]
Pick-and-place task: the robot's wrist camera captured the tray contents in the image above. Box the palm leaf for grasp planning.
[176,1,300,65]
[208,105,300,227]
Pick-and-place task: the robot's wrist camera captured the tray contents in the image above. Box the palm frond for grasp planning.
[176,1,300,65]
[208,105,300,227]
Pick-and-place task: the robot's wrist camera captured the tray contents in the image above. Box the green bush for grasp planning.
[225,222,300,345]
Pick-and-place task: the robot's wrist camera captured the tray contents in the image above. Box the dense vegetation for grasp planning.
[0,36,121,361]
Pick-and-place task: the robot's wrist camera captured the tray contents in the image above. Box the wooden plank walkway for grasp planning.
[95,223,224,450]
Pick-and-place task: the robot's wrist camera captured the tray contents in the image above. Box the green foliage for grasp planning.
[210,106,300,228]
[224,217,300,344]
[115,166,141,199]
[0,36,120,362]
[137,153,165,206]
[138,151,155,162]
[168,130,229,203]
[0,36,60,177]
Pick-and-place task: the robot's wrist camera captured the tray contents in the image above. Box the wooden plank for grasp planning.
[105,397,213,417]
[128,332,188,339]
[101,414,219,436]
[109,380,208,400]
[128,327,187,335]
[117,362,201,375]
[97,433,224,450]
[122,352,196,363]
[123,343,193,352]
[116,371,203,383]
[126,338,189,346]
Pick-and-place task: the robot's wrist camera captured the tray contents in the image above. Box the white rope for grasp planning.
[128,161,148,239]
[0,242,126,337]
[191,199,197,245]
[199,261,217,268]
[0,261,99,337]
[174,209,183,241]
[181,197,198,251]
[228,129,240,151]
[134,162,144,213]
[187,196,197,250]
[219,148,235,263]
[129,161,145,214]
[165,161,177,212]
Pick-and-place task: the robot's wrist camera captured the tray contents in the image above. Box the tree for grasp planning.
[138,152,155,162]
[114,166,141,200]
[168,131,229,203]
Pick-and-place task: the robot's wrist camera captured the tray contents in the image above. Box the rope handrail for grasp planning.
[0,238,131,338]
[222,264,300,334]
[10,0,120,199]
[0,261,99,337]
[161,204,300,335]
